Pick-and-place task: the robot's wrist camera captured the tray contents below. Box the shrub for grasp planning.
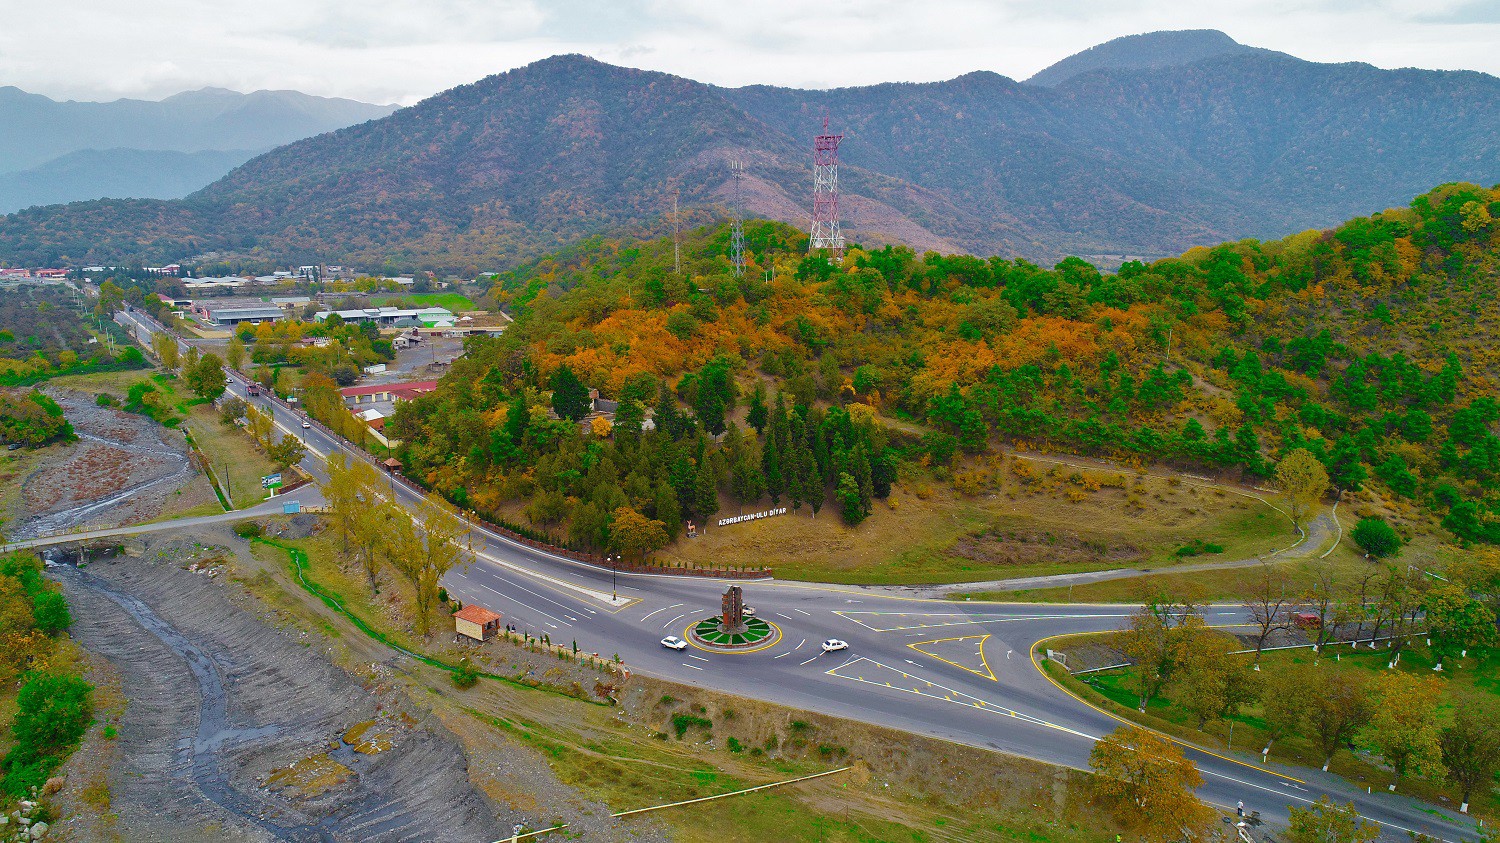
[1174,539,1225,557]
[232,521,263,539]
[1352,517,1402,558]
[727,736,744,753]
[671,713,711,738]
[451,659,480,689]
[95,393,117,407]
[31,590,71,633]
[2,672,94,798]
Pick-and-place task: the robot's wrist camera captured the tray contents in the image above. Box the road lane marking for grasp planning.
[662,613,688,629]
[485,572,594,617]
[477,583,570,626]
[795,609,812,616]
[683,664,704,671]
[794,639,806,650]
[686,654,709,662]
[775,612,794,620]
[773,652,792,658]
[641,603,681,622]
[835,610,1131,632]
[798,654,822,666]
[1027,634,1306,785]
[825,657,1092,740]
[908,634,997,682]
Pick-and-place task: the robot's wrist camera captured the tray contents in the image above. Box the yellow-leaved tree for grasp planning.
[1274,447,1328,530]
[1088,725,1214,842]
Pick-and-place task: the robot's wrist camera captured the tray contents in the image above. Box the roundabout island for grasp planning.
[687,586,781,651]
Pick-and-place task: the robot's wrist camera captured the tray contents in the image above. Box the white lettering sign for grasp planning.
[717,507,788,527]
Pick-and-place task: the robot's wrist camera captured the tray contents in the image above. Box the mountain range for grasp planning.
[0,87,397,212]
[1,30,1497,271]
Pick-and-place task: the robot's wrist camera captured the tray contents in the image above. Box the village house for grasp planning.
[454,605,502,642]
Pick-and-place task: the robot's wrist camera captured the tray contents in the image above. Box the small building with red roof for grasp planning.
[454,604,502,642]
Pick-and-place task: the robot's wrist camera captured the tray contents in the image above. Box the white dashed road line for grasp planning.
[641,603,681,622]
[662,613,688,630]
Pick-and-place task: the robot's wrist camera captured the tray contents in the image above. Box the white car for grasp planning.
[301,420,312,429]
[661,636,689,651]
[822,638,849,653]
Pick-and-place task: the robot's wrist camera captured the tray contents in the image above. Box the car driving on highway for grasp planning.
[822,639,848,652]
[660,636,688,651]
[302,420,312,429]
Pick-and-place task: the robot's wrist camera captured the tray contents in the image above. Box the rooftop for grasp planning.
[338,380,439,399]
[454,605,502,625]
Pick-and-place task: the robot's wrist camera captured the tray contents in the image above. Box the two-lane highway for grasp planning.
[109,309,1480,841]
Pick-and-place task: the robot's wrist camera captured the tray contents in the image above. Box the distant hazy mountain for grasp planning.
[1026,29,1273,87]
[0,86,397,174]
[0,148,260,214]
[2,35,1498,271]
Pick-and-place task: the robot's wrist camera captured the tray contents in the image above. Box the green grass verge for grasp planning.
[254,537,610,705]
[1051,632,1500,820]
[371,293,476,312]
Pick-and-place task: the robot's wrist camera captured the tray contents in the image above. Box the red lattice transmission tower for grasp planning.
[809,114,844,261]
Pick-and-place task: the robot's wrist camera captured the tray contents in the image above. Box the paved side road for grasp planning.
[0,494,319,553]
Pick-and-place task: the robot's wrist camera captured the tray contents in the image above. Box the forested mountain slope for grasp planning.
[2,41,1497,271]
[1025,29,1274,87]
[387,183,1500,556]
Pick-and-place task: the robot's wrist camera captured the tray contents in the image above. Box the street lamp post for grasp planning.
[611,553,619,602]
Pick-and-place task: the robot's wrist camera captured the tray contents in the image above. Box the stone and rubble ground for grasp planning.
[10,388,214,540]
[45,527,507,842]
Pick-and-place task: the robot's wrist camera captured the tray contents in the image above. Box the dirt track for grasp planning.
[51,531,504,842]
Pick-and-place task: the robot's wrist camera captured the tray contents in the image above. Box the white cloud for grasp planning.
[0,0,1495,104]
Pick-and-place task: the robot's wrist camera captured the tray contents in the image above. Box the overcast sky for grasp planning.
[2,0,1497,104]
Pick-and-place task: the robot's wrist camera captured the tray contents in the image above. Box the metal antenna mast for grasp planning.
[809,113,845,262]
[730,159,746,278]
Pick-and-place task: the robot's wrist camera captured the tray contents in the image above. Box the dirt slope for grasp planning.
[50,531,503,842]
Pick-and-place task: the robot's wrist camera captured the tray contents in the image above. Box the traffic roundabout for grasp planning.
[687,614,781,652]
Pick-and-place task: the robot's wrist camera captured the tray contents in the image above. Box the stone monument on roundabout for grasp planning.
[688,585,779,650]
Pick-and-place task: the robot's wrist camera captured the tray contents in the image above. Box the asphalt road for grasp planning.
[106,309,1479,842]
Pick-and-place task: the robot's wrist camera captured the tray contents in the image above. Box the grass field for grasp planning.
[658,457,1292,585]
[49,368,158,397]
[181,404,278,510]
[996,532,1473,604]
[371,293,476,312]
[1050,634,1500,819]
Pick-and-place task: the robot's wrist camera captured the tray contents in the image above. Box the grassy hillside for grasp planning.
[384,183,1500,577]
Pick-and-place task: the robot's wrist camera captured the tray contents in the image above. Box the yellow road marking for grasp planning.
[682,620,783,655]
[825,656,1093,739]
[908,634,998,681]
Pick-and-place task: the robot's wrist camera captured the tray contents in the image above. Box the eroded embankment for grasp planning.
[52,536,503,842]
